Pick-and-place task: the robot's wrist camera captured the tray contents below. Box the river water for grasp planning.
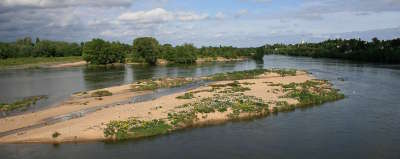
[0,55,399,159]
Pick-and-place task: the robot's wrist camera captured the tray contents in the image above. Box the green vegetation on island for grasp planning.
[103,69,345,140]
[91,90,113,97]
[0,95,48,112]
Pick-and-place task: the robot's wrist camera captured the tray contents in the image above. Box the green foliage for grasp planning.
[269,69,297,76]
[129,120,172,138]
[0,37,82,59]
[0,56,82,69]
[131,78,193,92]
[210,69,267,81]
[132,37,160,65]
[262,38,400,63]
[176,92,195,99]
[0,95,48,112]
[52,132,61,138]
[83,39,126,65]
[197,46,255,59]
[211,81,251,93]
[253,46,265,60]
[104,118,138,139]
[104,119,172,140]
[209,69,297,81]
[91,90,112,97]
[167,111,197,127]
[168,44,197,64]
[282,80,345,107]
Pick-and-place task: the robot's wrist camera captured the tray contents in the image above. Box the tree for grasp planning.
[132,37,159,65]
[253,46,265,60]
[173,44,197,64]
[82,39,124,65]
[160,44,176,61]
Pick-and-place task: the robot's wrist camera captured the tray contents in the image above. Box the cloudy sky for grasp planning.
[1,0,400,47]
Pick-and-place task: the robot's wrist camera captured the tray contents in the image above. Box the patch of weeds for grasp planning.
[282,80,345,107]
[129,120,172,138]
[212,81,251,93]
[52,132,61,138]
[131,77,193,92]
[104,119,172,140]
[229,96,269,119]
[176,92,194,99]
[167,110,197,127]
[240,82,255,85]
[275,101,295,112]
[209,69,298,81]
[91,90,112,97]
[0,95,48,112]
[209,69,267,81]
[268,83,283,86]
[268,69,297,77]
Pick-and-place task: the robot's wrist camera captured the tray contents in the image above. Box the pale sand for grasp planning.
[0,72,313,143]
[48,61,87,68]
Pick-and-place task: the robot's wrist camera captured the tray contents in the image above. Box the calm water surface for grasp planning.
[0,55,399,159]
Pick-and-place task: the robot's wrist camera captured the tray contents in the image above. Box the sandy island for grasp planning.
[0,69,344,143]
[48,61,87,68]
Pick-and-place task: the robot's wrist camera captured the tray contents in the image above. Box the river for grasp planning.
[0,55,399,159]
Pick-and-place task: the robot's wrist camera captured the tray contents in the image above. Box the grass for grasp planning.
[0,56,82,69]
[281,80,345,107]
[210,81,251,93]
[131,77,193,92]
[0,95,48,112]
[104,119,172,140]
[91,90,112,97]
[269,69,297,77]
[52,132,61,138]
[176,92,195,99]
[209,69,268,81]
[209,69,299,81]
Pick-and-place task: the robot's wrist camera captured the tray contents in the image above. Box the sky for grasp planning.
[0,0,400,47]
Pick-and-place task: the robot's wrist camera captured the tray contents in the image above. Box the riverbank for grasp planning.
[0,56,247,70]
[0,56,83,69]
[0,69,344,143]
[127,56,248,65]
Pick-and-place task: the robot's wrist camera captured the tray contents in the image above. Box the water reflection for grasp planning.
[82,65,126,90]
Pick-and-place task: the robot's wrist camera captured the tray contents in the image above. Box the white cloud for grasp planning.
[0,0,132,8]
[118,8,208,23]
[215,12,226,19]
[118,8,174,23]
[235,9,248,18]
[176,12,208,21]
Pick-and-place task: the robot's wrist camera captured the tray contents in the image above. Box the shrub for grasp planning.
[176,93,194,99]
[91,90,112,97]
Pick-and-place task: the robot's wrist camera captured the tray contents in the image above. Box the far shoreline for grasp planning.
[0,56,249,70]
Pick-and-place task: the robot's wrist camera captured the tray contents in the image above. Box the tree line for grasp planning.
[0,37,82,59]
[262,38,400,63]
[3,36,399,65]
[0,36,258,65]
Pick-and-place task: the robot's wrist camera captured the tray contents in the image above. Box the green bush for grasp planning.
[91,90,112,97]
[83,39,126,65]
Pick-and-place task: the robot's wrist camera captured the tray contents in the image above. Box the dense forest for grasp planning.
[262,38,400,63]
[0,37,257,65]
[1,37,400,65]
[0,37,82,59]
